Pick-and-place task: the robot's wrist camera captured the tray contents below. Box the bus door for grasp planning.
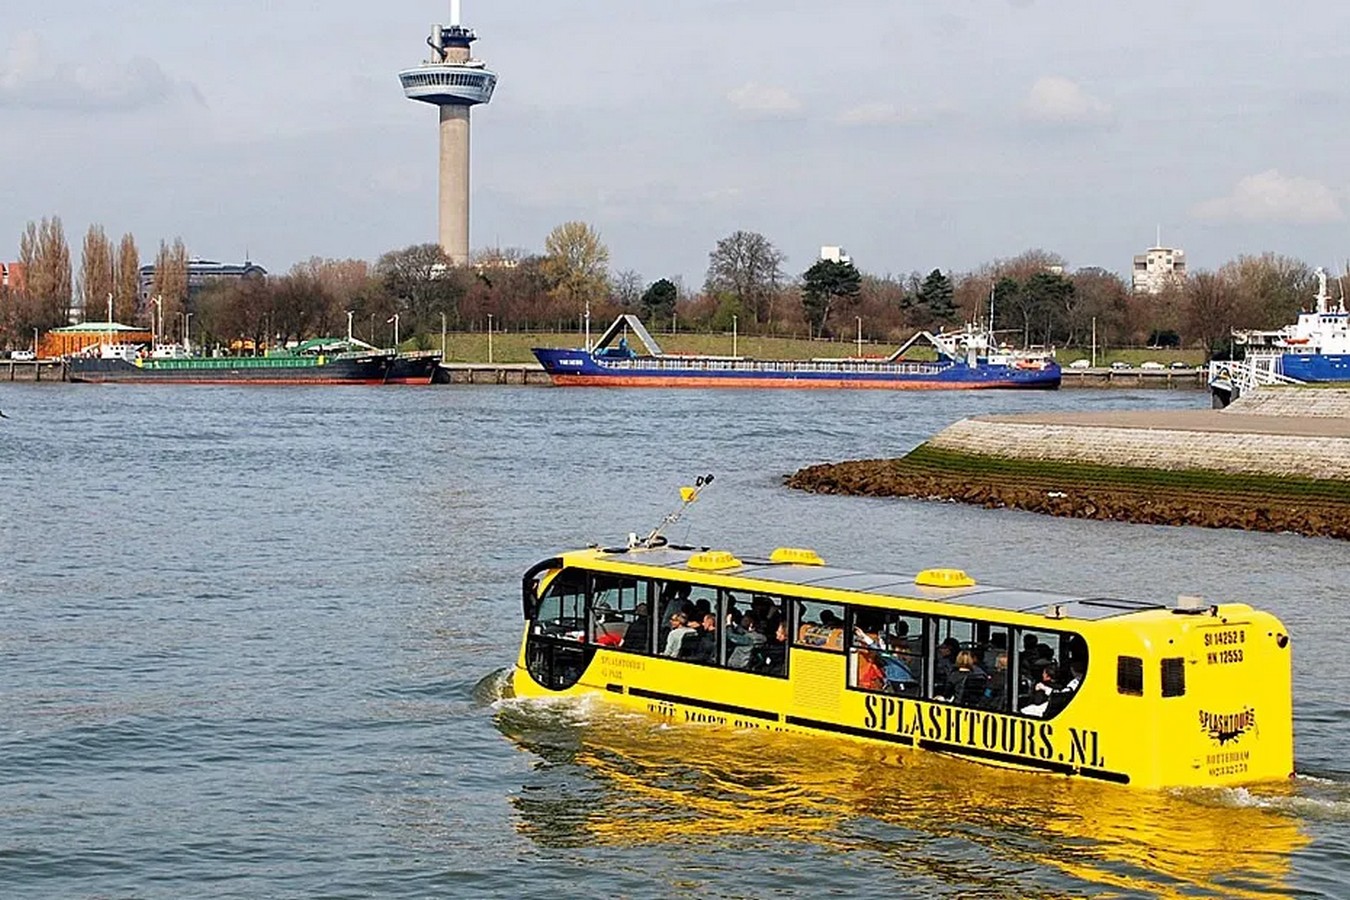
[1175,613,1291,783]
[522,564,595,691]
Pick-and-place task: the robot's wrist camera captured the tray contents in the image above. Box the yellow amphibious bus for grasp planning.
[513,540,1293,790]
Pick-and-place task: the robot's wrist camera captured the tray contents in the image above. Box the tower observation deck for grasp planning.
[399,1,498,265]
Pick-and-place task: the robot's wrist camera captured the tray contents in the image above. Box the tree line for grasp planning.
[1,216,1327,356]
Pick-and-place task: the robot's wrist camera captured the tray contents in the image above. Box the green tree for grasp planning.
[917,269,955,323]
[801,259,862,337]
[705,230,786,327]
[542,221,610,319]
[1022,271,1075,345]
[640,278,679,325]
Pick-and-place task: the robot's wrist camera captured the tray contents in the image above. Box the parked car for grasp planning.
[10,349,36,361]
[1109,360,1132,370]
[1068,358,1091,369]
[1169,361,1191,369]
[1140,361,1166,370]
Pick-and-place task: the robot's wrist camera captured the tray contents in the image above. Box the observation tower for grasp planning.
[399,1,497,265]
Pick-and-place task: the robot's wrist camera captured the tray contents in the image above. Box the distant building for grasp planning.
[0,261,27,293]
[138,257,267,303]
[1132,245,1186,295]
[820,246,851,265]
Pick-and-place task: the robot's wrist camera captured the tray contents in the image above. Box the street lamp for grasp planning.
[184,313,193,353]
[584,300,591,352]
[153,296,163,348]
[32,327,38,357]
[346,310,354,343]
[856,316,863,357]
[487,313,494,364]
[441,312,447,359]
[732,314,738,357]
[390,313,400,350]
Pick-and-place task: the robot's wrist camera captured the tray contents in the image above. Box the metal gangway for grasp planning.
[1208,353,1304,402]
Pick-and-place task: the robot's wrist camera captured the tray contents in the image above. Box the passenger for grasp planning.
[660,583,691,622]
[819,609,842,629]
[663,612,697,658]
[761,620,787,674]
[1063,659,1085,693]
[1019,633,1040,673]
[623,603,650,652]
[692,613,718,662]
[726,613,767,669]
[693,597,712,621]
[983,652,1008,708]
[935,637,961,682]
[856,647,886,691]
[1020,664,1060,716]
[942,650,987,704]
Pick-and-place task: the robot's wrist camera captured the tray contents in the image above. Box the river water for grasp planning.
[0,382,1346,899]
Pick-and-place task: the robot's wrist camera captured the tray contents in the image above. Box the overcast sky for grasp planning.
[3,1,1349,285]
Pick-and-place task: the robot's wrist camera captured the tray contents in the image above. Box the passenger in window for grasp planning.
[1063,659,1084,692]
[693,597,713,621]
[935,637,961,683]
[660,583,692,622]
[942,650,987,704]
[761,620,787,674]
[663,612,696,657]
[1020,664,1060,716]
[1019,633,1040,673]
[726,613,767,669]
[691,613,718,662]
[622,603,650,652]
[983,653,1008,709]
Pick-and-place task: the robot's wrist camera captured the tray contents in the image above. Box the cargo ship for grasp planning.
[533,316,1060,390]
[68,338,394,385]
[1232,267,1350,382]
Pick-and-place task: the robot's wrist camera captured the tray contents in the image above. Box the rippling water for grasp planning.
[1,383,1346,899]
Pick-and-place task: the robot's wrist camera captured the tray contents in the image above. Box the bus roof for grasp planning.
[573,545,1169,622]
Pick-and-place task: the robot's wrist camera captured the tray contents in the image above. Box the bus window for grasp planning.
[1014,628,1088,718]
[656,581,717,659]
[847,608,923,696]
[534,568,587,642]
[794,600,845,651]
[590,573,651,653]
[722,591,785,673]
[931,617,998,707]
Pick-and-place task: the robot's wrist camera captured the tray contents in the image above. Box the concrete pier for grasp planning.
[437,363,550,385]
[3,359,67,382]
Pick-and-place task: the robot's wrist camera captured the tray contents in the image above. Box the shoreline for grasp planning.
[786,391,1350,541]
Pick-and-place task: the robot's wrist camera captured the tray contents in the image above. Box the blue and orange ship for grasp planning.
[533,316,1060,390]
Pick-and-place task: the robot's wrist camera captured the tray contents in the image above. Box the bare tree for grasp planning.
[610,268,643,310]
[152,238,190,340]
[21,217,73,329]
[705,231,785,328]
[113,233,141,325]
[80,224,115,322]
[1219,253,1314,330]
[1184,271,1239,358]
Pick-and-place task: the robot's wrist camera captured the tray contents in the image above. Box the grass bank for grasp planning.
[786,445,1350,540]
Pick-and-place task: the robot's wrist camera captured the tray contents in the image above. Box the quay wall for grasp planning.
[2,360,67,382]
[1226,387,1350,418]
[927,418,1350,481]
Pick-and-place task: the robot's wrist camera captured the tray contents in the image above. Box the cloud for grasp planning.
[836,102,911,127]
[1191,170,1344,224]
[0,31,198,112]
[726,82,802,117]
[1021,76,1112,126]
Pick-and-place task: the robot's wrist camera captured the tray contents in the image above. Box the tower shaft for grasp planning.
[439,105,471,265]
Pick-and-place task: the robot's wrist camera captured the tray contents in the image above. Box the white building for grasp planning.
[1132,245,1186,294]
[820,246,851,264]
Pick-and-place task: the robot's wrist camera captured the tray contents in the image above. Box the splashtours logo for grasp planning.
[1199,706,1256,745]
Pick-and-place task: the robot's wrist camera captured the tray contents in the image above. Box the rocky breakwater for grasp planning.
[787,389,1350,540]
